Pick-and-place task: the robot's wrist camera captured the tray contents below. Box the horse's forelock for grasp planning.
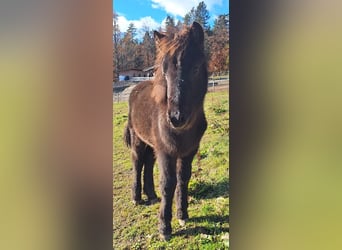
[152,24,205,104]
[155,27,191,66]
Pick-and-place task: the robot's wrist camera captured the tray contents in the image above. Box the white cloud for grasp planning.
[116,15,162,40]
[150,0,223,17]
[151,3,159,9]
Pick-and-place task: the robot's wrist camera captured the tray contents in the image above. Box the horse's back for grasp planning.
[128,80,154,105]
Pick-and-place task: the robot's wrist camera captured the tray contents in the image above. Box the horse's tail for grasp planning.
[124,125,131,148]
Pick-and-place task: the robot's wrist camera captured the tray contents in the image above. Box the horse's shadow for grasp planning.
[174,215,229,237]
[175,179,229,237]
[188,178,229,199]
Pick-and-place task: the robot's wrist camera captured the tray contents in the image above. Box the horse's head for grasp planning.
[154,22,208,129]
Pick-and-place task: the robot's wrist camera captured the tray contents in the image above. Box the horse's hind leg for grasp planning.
[143,146,158,204]
[175,150,197,226]
[130,133,146,205]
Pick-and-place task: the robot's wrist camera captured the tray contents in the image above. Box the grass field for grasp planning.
[113,90,229,249]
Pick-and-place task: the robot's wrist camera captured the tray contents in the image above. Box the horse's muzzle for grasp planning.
[168,110,185,128]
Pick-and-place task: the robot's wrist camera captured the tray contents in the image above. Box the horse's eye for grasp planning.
[162,61,168,75]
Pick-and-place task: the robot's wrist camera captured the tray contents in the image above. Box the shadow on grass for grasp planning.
[189,178,229,199]
[190,214,229,224]
[174,215,229,237]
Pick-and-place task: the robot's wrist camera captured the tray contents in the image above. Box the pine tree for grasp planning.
[115,4,229,78]
[194,1,210,31]
[183,7,195,26]
[121,23,138,69]
[183,2,210,31]
[113,12,121,82]
[141,31,156,68]
[176,20,183,30]
[165,15,177,34]
[126,23,137,42]
[183,2,211,67]
[213,14,229,35]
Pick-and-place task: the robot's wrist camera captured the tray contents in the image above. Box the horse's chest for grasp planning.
[160,128,202,157]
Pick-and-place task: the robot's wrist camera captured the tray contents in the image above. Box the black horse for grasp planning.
[124,22,208,240]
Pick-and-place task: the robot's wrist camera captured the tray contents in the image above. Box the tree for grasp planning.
[164,15,177,34]
[140,31,156,68]
[194,1,210,31]
[213,14,229,35]
[120,23,139,69]
[176,20,183,30]
[183,7,195,26]
[134,45,144,69]
[208,14,229,75]
[114,4,229,79]
[183,2,212,65]
[126,23,137,42]
[113,12,121,82]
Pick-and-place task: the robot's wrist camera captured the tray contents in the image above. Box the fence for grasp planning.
[113,75,229,102]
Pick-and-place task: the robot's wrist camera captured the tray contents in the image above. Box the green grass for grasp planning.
[113,90,229,249]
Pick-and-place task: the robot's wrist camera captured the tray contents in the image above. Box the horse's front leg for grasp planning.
[157,152,177,240]
[176,150,197,226]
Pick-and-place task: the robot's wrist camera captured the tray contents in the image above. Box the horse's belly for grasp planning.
[131,117,154,147]
[130,92,157,147]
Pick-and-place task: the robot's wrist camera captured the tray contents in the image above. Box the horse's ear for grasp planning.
[190,22,204,45]
[154,31,166,47]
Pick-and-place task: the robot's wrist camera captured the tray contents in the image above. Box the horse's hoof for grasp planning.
[178,219,188,227]
[132,200,144,205]
[146,197,160,205]
[159,234,171,241]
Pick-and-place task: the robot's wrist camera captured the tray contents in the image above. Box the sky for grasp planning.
[113,0,229,38]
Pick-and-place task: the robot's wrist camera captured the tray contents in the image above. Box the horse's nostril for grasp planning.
[169,111,185,127]
[172,111,180,121]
